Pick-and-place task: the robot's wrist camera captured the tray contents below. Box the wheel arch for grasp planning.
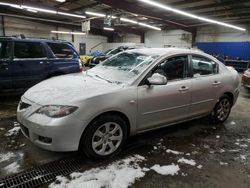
[223,92,234,106]
[78,110,131,149]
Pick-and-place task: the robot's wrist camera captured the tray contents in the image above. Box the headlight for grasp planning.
[36,105,78,118]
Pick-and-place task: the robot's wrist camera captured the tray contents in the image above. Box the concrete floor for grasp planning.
[0,86,249,187]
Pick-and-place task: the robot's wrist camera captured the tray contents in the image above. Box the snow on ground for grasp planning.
[219,162,228,166]
[178,157,196,166]
[197,165,203,169]
[0,152,16,163]
[166,149,184,155]
[3,162,20,173]
[4,127,21,136]
[230,121,236,125]
[49,155,146,188]
[151,164,180,176]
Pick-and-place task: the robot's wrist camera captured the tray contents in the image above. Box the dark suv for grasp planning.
[0,36,82,95]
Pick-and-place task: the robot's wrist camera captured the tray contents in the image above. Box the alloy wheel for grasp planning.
[92,122,123,156]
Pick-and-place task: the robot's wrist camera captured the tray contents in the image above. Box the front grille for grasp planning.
[19,101,31,110]
[20,124,29,138]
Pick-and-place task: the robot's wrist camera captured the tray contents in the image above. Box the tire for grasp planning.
[80,114,128,159]
[211,95,232,124]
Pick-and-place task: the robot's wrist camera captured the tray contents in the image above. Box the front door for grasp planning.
[0,40,13,92]
[137,55,192,131]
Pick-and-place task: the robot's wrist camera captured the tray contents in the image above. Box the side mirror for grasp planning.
[147,73,167,85]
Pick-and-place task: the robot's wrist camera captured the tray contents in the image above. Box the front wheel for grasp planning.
[211,95,232,124]
[80,114,128,159]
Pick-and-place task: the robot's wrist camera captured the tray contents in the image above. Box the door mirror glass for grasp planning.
[147,73,167,85]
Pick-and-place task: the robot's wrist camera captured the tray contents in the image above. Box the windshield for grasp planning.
[88,51,159,84]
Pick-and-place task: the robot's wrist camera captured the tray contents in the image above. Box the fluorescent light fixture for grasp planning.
[103,27,114,31]
[21,5,57,14]
[85,11,117,19]
[139,22,161,30]
[120,18,138,24]
[85,11,105,17]
[121,17,161,30]
[27,9,38,13]
[56,0,66,2]
[138,0,246,31]
[58,11,86,18]
[0,2,23,9]
[51,31,86,35]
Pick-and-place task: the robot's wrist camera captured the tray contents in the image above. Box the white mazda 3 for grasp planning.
[17,48,240,158]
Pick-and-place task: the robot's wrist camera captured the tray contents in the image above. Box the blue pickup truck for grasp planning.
[0,36,82,95]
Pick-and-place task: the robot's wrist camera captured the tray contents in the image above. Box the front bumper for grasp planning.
[242,74,250,88]
[17,97,86,152]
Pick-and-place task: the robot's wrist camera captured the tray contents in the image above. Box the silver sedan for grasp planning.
[17,48,240,158]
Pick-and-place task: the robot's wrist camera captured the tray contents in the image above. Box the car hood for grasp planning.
[23,73,124,106]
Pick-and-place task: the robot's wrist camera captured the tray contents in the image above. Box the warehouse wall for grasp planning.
[145,29,192,48]
[0,16,108,54]
[195,25,250,60]
[196,25,250,42]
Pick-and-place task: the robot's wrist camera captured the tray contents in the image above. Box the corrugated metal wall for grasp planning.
[196,42,250,61]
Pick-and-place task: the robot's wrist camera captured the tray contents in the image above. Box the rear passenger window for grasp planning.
[47,43,73,58]
[192,56,218,76]
[14,42,46,59]
[0,41,12,59]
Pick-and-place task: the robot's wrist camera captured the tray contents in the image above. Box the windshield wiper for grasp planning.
[94,74,113,83]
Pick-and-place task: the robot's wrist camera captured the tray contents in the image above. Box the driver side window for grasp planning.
[153,56,188,81]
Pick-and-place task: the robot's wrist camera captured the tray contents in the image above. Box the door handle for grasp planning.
[179,86,189,92]
[213,81,221,86]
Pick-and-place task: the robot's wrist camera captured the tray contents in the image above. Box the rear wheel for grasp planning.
[211,95,232,124]
[80,114,128,159]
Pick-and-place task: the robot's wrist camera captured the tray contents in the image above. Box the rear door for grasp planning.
[46,42,79,74]
[189,54,221,117]
[12,41,48,90]
[0,40,13,91]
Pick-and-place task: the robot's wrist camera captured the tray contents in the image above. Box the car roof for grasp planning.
[0,36,68,43]
[126,47,207,57]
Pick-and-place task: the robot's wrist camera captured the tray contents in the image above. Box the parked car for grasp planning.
[242,68,250,90]
[17,48,240,159]
[88,46,142,67]
[0,36,82,95]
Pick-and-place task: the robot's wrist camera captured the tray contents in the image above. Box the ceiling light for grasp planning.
[51,31,86,35]
[103,27,114,31]
[138,22,161,30]
[85,11,117,19]
[121,17,161,30]
[0,2,23,9]
[27,9,38,13]
[56,0,66,2]
[138,0,246,31]
[58,11,85,18]
[120,18,138,24]
[21,5,57,14]
[85,11,106,17]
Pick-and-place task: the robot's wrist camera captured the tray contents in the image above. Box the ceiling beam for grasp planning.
[70,2,100,12]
